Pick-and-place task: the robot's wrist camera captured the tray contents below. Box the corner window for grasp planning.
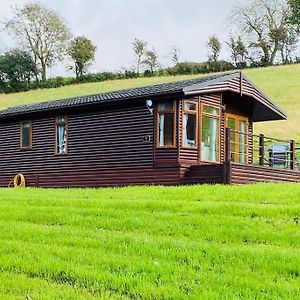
[157,101,176,147]
[20,121,32,150]
[201,105,220,162]
[55,115,68,154]
[182,100,198,148]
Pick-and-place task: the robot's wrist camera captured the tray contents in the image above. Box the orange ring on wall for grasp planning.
[13,173,26,188]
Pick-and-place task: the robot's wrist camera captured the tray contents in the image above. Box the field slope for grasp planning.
[0,64,300,138]
[0,184,299,299]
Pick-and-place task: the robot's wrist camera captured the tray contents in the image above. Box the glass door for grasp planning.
[226,114,248,163]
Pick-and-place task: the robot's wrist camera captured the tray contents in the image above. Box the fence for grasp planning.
[225,127,300,171]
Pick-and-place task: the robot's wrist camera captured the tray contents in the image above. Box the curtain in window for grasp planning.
[58,124,66,153]
[159,114,165,146]
[183,114,188,146]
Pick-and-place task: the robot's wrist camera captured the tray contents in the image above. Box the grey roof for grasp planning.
[0,71,286,121]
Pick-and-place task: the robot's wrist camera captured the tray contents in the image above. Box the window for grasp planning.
[182,100,198,148]
[201,105,220,162]
[157,101,176,147]
[20,121,32,150]
[226,114,248,163]
[55,115,68,154]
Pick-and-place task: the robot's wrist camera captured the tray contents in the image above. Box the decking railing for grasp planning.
[225,127,300,171]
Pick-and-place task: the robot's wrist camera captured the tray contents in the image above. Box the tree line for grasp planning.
[0,0,300,94]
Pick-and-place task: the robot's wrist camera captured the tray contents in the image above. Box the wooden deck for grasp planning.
[182,162,300,185]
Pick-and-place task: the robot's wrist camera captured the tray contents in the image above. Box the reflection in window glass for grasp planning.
[183,113,196,147]
[184,102,197,111]
[201,116,219,162]
[203,106,220,116]
[239,120,247,163]
[158,102,174,111]
[56,116,68,154]
[21,121,31,149]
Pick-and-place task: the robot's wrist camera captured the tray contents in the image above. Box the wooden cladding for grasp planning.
[0,104,154,187]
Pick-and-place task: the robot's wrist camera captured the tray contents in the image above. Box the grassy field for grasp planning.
[0,184,299,299]
[0,64,300,139]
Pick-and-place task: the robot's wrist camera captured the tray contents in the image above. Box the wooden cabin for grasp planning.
[0,71,299,187]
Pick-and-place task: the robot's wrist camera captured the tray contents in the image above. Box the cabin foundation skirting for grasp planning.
[2,162,299,188]
[0,168,183,188]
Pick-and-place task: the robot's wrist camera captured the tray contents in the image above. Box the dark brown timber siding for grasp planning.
[230,163,300,184]
[0,104,181,187]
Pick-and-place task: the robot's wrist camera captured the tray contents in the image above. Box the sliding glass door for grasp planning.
[201,105,220,162]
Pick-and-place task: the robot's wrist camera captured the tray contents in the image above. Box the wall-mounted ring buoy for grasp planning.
[13,173,26,188]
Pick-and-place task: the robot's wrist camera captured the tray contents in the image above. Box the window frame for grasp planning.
[156,101,176,148]
[55,115,68,155]
[200,103,221,163]
[20,120,32,151]
[225,113,249,164]
[182,100,199,149]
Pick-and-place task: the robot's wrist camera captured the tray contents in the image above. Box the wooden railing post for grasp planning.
[290,140,296,170]
[259,134,265,166]
[225,127,231,163]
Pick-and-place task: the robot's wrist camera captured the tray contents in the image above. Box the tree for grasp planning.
[288,0,300,27]
[4,3,71,81]
[279,25,298,63]
[227,36,247,67]
[230,0,298,65]
[132,38,147,74]
[142,49,159,74]
[207,35,221,62]
[0,49,36,92]
[68,36,96,79]
[170,45,181,66]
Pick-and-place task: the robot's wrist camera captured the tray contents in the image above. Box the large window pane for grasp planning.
[201,116,219,162]
[158,113,174,146]
[183,113,196,147]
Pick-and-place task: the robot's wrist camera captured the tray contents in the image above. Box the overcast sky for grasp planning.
[0,0,249,76]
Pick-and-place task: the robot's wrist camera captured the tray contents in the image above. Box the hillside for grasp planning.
[0,64,300,139]
[0,184,299,299]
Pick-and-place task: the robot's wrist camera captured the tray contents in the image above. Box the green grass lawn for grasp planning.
[0,184,299,299]
[0,64,300,139]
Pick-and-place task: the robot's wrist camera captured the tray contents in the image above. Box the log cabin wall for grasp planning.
[0,103,182,187]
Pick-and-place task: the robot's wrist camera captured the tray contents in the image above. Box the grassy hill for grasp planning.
[0,184,299,299]
[0,64,300,139]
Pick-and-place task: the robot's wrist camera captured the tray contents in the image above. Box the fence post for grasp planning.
[259,134,265,166]
[290,140,296,170]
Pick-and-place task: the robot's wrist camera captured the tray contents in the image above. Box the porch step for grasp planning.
[182,164,225,184]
